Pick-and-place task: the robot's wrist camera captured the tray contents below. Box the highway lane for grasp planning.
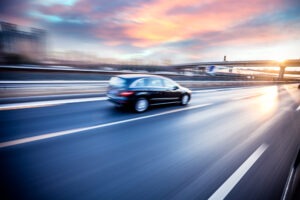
[0,86,259,142]
[0,84,300,199]
[0,85,293,142]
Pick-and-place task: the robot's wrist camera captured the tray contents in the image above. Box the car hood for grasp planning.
[180,86,192,94]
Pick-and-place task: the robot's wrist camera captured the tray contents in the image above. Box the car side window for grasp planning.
[147,78,164,88]
[130,78,146,88]
[163,79,176,88]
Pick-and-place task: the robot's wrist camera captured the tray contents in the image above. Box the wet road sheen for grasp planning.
[0,84,300,200]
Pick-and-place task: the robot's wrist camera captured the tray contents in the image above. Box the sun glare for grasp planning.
[258,86,278,115]
[274,57,287,63]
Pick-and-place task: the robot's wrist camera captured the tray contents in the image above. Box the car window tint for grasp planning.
[136,79,145,87]
[130,78,145,88]
[147,78,164,87]
[163,79,176,88]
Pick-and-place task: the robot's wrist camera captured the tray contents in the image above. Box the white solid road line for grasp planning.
[0,103,211,148]
[0,89,219,111]
[281,167,295,200]
[192,89,220,93]
[232,95,256,100]
[208,143,268,200]
[0,97,107,111]
[192,88,254,94]
[0,80,108,84]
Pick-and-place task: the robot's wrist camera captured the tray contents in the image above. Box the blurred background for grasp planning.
[1,1,300,200]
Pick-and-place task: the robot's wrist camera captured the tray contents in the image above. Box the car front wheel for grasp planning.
[181,94,189,105]
[134,98,149,112]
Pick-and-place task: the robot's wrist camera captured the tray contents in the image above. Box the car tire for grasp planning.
[134,98,149,112]
[181,94,190,106]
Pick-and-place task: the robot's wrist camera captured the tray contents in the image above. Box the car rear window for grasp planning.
[109,77,127,88]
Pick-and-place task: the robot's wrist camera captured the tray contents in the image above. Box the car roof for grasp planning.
[117,74,164,79]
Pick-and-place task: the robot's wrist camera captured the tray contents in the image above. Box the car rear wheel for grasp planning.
[134,98,149,112]
[181,94,189,105]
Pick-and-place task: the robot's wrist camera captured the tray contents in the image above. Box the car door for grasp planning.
[162,78,182,103]
[129,78,150,97]
[145,77,166,104]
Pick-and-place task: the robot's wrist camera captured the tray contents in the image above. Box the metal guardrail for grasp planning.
[0,80,292,85]
[0,80,296,89]
[2,65,300,82]
[0,80,297,98]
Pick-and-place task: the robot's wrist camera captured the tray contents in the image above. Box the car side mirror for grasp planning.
[173,85,179,90]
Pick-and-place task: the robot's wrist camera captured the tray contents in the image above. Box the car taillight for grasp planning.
[119,91,134,97]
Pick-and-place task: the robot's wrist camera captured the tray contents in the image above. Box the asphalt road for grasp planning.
[0,84,299,200]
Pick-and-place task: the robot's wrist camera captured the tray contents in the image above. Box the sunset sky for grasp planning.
[1,0,300,63]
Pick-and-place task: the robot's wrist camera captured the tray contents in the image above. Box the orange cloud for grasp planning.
[122,0,283,47]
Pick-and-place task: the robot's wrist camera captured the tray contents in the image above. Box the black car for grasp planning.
[106,74,192,112]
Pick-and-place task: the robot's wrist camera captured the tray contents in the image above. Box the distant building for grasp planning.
[0,22,46,61]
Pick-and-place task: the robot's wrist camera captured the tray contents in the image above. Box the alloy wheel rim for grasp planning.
[136,99,148,112]
[182,95,189,105]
